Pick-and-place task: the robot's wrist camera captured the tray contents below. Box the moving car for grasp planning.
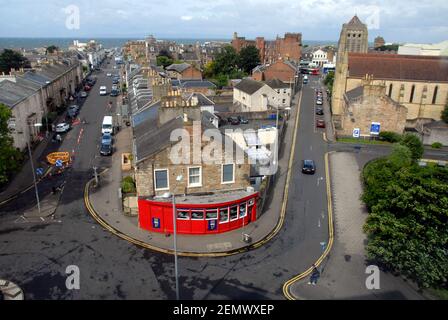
[302,160,316,174]
[99,86,107,96]
[316,108,324,115]
[55,123,70,133]
[107,73,112,77]
[316,119,326,128]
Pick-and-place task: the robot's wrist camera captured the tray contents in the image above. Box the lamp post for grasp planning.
[163,174,183,301]
[28,123,43,214]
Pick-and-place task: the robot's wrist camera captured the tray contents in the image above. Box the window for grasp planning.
[191,210,204,220]
[222,164,235,184]
[432,86,439,104]
[206,209,218,220]
[239,203,247,218]
[219,208,229,223]
[410,84,415,103]
[177,210,190,220]
[230,206,238,221]
[188,167,202,187]
[154,169,169,190]
[388,84,393,97]
[282,99,286,104]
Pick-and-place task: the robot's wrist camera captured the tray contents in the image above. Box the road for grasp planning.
[0,69,431,300]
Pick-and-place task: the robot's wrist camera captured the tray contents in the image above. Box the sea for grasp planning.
[0,37,337,50]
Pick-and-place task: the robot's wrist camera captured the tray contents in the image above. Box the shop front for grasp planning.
[138,193,258,235]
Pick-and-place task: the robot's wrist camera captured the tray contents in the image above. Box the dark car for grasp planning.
[84,85,92,92]
[227,116,240,125]
[302,160,316,174]
[100,143,113,156]
[238,116,249,124]
[316,108,324,115]
[110,89,120,97]
[112,79,119,85]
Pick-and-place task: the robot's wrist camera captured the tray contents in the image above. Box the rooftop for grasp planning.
[144,189,257,205]
[234,78,265,95]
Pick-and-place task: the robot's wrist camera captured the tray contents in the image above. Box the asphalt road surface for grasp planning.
[0,69,426,300]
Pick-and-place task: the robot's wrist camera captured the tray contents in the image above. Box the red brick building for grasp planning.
[252,59,299,83]
[232,32,302,64]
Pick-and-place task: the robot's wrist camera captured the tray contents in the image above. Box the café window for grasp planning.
[191,210,204,220]
[239,203,247,218]
[219,208,229,223]
[230,206,238,221]
[177,210,190,220]
[154,169,169,190]
[206,209,218,220]
[188,167,202,188]
[222,164,235,184]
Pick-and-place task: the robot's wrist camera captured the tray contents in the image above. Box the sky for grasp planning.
[0,0,447,43]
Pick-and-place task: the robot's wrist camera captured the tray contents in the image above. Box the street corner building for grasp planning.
[132,94,259,235]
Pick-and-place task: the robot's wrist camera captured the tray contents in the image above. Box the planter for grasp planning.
[122,153,132,171]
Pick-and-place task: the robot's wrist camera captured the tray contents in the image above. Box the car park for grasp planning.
[316,119,326,128]
[55,123,70,133]
[316,108,324,115]
[302,160,316,174]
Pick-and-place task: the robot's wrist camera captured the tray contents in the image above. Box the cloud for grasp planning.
[181,16,193,21]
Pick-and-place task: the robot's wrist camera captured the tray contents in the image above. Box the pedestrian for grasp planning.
[308,264,320,286]
[56,134,62,143]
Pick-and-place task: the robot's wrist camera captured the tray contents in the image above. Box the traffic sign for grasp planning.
[370,122,381,135]
[55,159,63,168]
[353,128,360,138]
[36,168,44,176]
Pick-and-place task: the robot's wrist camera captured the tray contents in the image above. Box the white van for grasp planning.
[303,75,309,84]
[102,116,114,135]
[100,86,107,96]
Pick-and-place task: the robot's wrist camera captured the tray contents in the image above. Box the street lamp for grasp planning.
[162,174,183,301]
[28,123,43,214]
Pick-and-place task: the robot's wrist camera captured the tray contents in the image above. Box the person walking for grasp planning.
[308,264,320,285]
[56,134,62,143]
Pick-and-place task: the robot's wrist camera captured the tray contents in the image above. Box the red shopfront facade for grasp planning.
[138,193,258,235]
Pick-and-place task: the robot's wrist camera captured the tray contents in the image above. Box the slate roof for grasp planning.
[166,63,192,73]
[344,86,364,102]
[234,78,265,95]
[185,93,215,107]
[180,80,216,88]
[348,53,448,82]
[265,78,289,89]
[0,80,38,107]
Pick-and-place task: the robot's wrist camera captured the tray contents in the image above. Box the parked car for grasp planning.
[316,99,323,105]
[227,116,240,125]
[238,116,249,124]
[100,143,113,156]
[80,91,88,98]
[101,133,113,145]
[216,115,227,127]
[106,73,112,77]
[112,79,119,85]
[84,85,92,92]
[55,123,70,133]
[110,89,120,97]
[302,160,316,174]
[316,108,324,115]
[316,119,326,128]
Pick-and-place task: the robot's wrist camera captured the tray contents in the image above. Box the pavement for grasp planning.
[289,152,427,300]
[86,89,303,255]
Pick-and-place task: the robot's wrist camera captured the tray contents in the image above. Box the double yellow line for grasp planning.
[83,92,303,258]
[283,152,334,300]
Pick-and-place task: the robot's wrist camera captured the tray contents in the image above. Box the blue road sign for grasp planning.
[36,168,44,176]
[370,122,381,135]
[55,159,63,168]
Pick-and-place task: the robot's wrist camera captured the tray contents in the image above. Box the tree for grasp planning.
[0,103,22,185]
[362,148,448,289]
[399,133,424,161]
[0,49,30,74]
[213,45,239,75]
[158,49,172,59]
[203,61,215,79]
[441,103,448,124]
[238,45,260,74]
[46,45,59,54]
[157,55,173,68]
[324,71,334,94]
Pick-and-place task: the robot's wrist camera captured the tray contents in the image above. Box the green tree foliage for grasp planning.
[237,45,261,74]
[379,131,402,143]
[0,49,30,74]
[46,45,59,54]
[362,145,448,289]
[399,133,424,161]
[213,45,239,76]
[121,176,136,194]
[324,71,334,94]
[156,55,173,68]
[442,103,448,124]
[0,103,22,184]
